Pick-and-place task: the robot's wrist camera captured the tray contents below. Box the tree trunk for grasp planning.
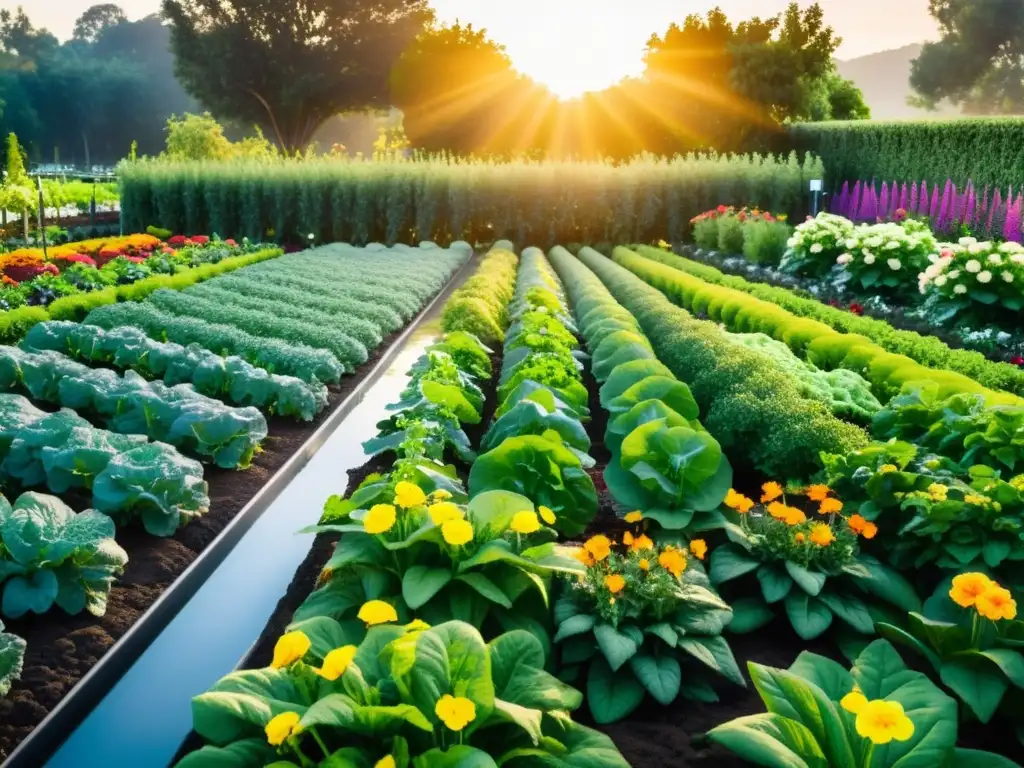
[246,89,288,152]
[81,132,91,169]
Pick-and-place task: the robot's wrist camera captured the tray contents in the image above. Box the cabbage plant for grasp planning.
[0,491,128,618]
[0,619,24,697]
[179,619,629,768]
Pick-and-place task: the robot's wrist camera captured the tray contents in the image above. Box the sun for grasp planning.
[430,0,651,100]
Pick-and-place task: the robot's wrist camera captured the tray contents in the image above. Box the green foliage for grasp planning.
[742,220,793,266]
[24,320,329,421]
[0,491,127,619]
[0,618,24,697]
[576,247,867,479]
[441,245,518,344]
[717,216,745,254]
[708,639,1015,768]
[182,619,628,768]
[789,117,1024,190]
[627,244,1022,407]
[0,394,210,536]
[555,538,742,722]
[0,346,268,469]
[636,245,1024,397]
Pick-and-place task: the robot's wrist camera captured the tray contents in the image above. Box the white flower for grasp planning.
[1003,271,1014,283]
[998,331,1012,342]
[868,236,884,248]
[863,253,876,265]
[988,253,1003,265]
[959,237,978,246]
[887,258,902,271]
[954,284,968,294]
[836,253,853,265]
[845,239,858,249]
[923,264,941,279]
[787,237,799,248]
[809,243,823,254]
[948,269,961,279]
[934,275,948,287]
[885,241,901,250]
[965,259,982,273]
[977,270,993,283]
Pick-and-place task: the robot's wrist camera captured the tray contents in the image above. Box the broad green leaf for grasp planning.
[593,623,640,672]
[784,593,834,640]
[403,566,453,610]
[629,652,681,705]
[678,635,745,686]
[785,563,826,597]
[759,564,795,604]
[586,656,645,724]
[817,592,874,635]
[554,614,597,643]
[710,544,761,584]
[456,573,513,609]
[728,597,776,635]
[940,656,1008,723]
[413,746,498,768]
[489,630,582,711]
[174,738,278,768]
[707,712,829,768]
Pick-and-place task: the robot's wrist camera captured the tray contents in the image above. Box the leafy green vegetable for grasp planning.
[0,619,24,697]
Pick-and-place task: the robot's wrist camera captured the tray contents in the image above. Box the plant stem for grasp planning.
[310,727,330,758]
[970,610,982,648]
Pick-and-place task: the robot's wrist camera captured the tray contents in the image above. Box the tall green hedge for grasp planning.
[789,118,1024,190]
[118,153,823,247]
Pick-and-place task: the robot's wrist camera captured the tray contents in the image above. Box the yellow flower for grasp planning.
[584,535,612,562]
[854,699,915,745]
[809,523,834,547]
[394,481,427,509]
[879,464,898,474]
[605,574,626,593]
[271,631,311,669]
[364,504,397,534]
[623,531,634,546]
[631,534,655,552]
[375,757,396,768]
[318,645,358,681]
[430,489,453,501]
[689,539,708,560]
[964,494,990,506]
[538,505,557,525]
[435,694,476,731]
[658,547,687,577]
[510,511,541,534]
[405,619,431,632]
[761,481,784,503]
[841,688,868,714]
[927,483,949,500]
[724,489,754,514]
[638,558,650,571]
[976,585,1017,621]
[442,518,474,546]
[784,507,807,526]
[767,502,789,520]
[624,510,644,523]
[806,484,831,502]
[358,600,398,626]
[574,547,595,566]
[819,498,843,515]
[428,501,463,526]
[265,711,301,746]
[950,572,994,608]
[795,532,806,543]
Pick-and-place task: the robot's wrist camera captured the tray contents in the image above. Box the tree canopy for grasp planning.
[163,0,434,153]
[910,0,1024,114]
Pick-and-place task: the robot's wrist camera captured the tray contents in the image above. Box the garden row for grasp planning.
[176,243,1023,767]
[0,241,472,760]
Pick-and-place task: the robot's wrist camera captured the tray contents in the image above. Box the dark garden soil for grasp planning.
[0,332,407,761]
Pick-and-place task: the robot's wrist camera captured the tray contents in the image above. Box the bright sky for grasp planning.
[17,0,939,97]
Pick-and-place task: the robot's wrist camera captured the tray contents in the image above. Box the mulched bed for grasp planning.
[0,332,403,761]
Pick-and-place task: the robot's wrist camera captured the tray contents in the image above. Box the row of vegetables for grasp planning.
[177,241,1024,767]
[0,242,473,745]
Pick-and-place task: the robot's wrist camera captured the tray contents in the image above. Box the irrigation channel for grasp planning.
[1,252,480,768]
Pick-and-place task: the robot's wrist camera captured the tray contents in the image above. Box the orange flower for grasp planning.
[767,502,789,520]
[795,532,806,543]
[976,585,1017,621]
[630,534,654,552]
[761,482,784,503]
[847,514,867,534]
[658,547,687,578]
[638,558,650,571]
[819,498,844,515]
[574,548,595,567]
[809,523,834,547]
[784,507,807,526]
[689,539,708,560]
[806,484,831,502]
[862,521,878,539]
[724,489,754,514]
[950,573,994,608]
[583,535,612,562]
[604,574,626,594]
[623,531,634,546]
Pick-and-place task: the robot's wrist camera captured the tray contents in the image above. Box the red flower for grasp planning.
[51,253,97,271]
[168,235,188,246]
[717,205,728,214]
[1012,356,1024,367]
[225,239,237,247]
[95,247,124,268]
[848,302,864,316]
[126,256,146,264]
[190,235,210,245]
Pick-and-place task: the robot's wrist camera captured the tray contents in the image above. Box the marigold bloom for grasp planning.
[638,558,650,571]
[624,510,644,523]
[950,572,994,608]
[394,481,427,509]
[510,510,541,534]
[689,539,708,560]
[574,548,595,566]
[862,521,878,539]
[976,585,1017,621]
[428,501,463,526]
[806,484,831,502]
[538,505,557,525]
[364,504,397,534]
[631,534,655,552]
[819,498,843,515]
[605,574,626,593]
[767,502,789,520]
[265,711,301,746]
[761,481,784,503]
[784,508,807,526]
[724,489,754,514]
[442,518,474,546]
[435,694,476,731]
[854,699,914,745]
[795,532,806,543]
[271,631,311,669]
[847,514,868,534]
[584,535,612,561]
[318,645,358,681]
[809,523,834,547]
[358,600,398,626]
[658,547,687,577]
[623,531,634,546]
[375,758,396,768]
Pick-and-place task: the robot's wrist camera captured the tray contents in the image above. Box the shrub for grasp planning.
[717,215,745,254]
[918,238,1024,326]
[742,219,792,265]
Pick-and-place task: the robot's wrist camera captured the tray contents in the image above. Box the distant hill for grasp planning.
[836,43,960,120]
